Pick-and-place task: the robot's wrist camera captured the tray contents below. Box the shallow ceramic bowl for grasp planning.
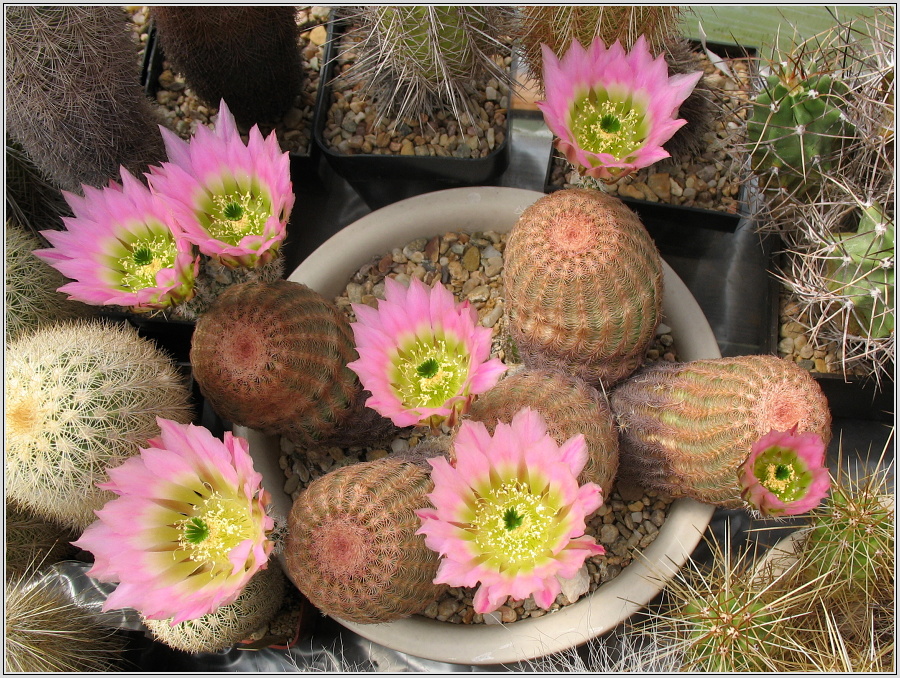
[238,187,720,665]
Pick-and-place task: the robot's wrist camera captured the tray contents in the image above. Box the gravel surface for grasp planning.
[279,229,679,623]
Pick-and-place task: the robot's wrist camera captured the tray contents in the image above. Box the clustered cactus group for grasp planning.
[746,10,895,382]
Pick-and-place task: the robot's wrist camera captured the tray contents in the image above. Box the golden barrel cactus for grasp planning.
[503,188,663,387]
[610,355,832,507]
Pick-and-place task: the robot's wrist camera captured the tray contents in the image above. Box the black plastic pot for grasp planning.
[312,18,512,211]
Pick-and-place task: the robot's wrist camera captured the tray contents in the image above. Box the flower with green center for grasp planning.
[33,168,198,311]
[738,427,830,517]
[147,99,294,269]
[71,418,275,624]
[415,408,605,614]
[537,36,703,181]
[347,276,507,429]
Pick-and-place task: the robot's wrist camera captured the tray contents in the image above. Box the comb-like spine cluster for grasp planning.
[284,458,443,624]
[503,188,663,388]
[610,355,832,507]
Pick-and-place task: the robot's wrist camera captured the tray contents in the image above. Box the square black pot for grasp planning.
[312,17,512,211]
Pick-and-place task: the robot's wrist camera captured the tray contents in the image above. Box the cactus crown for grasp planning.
[340,5,515,124]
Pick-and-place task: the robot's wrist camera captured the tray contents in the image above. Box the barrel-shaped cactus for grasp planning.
[190,280,394,449]
[822,202,894,339]
[143,564,286,654]
[610,355,832,507]
[284,458,442,624]
[466,368,619,499]
[5,321,194,530]
[340,5,515,123]
[503,189,663,388]
[747,71,853,196]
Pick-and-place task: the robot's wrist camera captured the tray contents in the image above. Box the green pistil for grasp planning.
[753,446,809,503]
[183,517,209,544]
[119,233,178,291]
[472,481,555,564]
[569,89,648,160]
[392,336,468,409]
[206,190,272,246]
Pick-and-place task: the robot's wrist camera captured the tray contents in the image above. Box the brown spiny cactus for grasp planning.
[190,280,395,449]
[610,355,832,507]
[503,188,664,388]
[284,458,443,624]
[150,6,304,127]
[465,368,619,499]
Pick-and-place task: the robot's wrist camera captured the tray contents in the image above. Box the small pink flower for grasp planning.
[72,418,275,624]
[739,427,831,517]
[537,36,703,181]
[415,408,605,614]
[147,100,294,268]
[347,277,507,429]
[33,168,198,311]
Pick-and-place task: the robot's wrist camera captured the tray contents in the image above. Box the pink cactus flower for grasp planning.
[537,36,703,182]
[147,100,294,268]
[33,168,198,311]
[739,427,831,517]
[72,418,275,624]
[415,408,605,614]
[347,277,507,429]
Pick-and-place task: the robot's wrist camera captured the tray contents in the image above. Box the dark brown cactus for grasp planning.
[150,6,304,127]
[5,6,167,193]
[503,188,664,388]
[284,458,443,624]
[465,368,619,499]
[610,355,833,507]
[190,280,395,449]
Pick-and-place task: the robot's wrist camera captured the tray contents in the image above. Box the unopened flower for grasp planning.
[537,36,703,181]
[72,418,275,624]
[347,277,506,429]
[33,168,197,311]
[415,408,605,614]
[148,100,293,268]
[738,427,830,516]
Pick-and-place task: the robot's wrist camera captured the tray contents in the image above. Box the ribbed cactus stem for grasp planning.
[285,458,443,624]
[5,6,166,192]
[190,280,395,449]
[5,321,194,530]
[341,5,515,123]
[465,368,619,499]
[503,188,663,388]
[610,355,832,507]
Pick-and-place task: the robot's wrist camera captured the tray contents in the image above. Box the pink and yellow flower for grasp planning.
[415,408,605,614]
[738,427,831,517]
[147,100,293,268]
[537,36,703,181]
[33,168,198,311]
[72,418,275,624]
[347,277,507,429]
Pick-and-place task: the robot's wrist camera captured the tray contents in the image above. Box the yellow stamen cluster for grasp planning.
[176,492,255,567]
[207,190,271,245]
[119,234,177,291]
[391,337,468,409]
[471,481,555,564]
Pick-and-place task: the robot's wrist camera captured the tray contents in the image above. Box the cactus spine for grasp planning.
[340,5,515,123]
[5,502,76,579]
[285,458,443,624]
[503,188,664,388]
[5,321,194,530]
[5,138,71,236]
[143,564,286,653]
[150,6,304,126]
[5,569,125,672]
[5,6,167,193]
[466,368,619,499]
[190,280,395,449]
[5,221,90,343]
[610,355,832,507]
